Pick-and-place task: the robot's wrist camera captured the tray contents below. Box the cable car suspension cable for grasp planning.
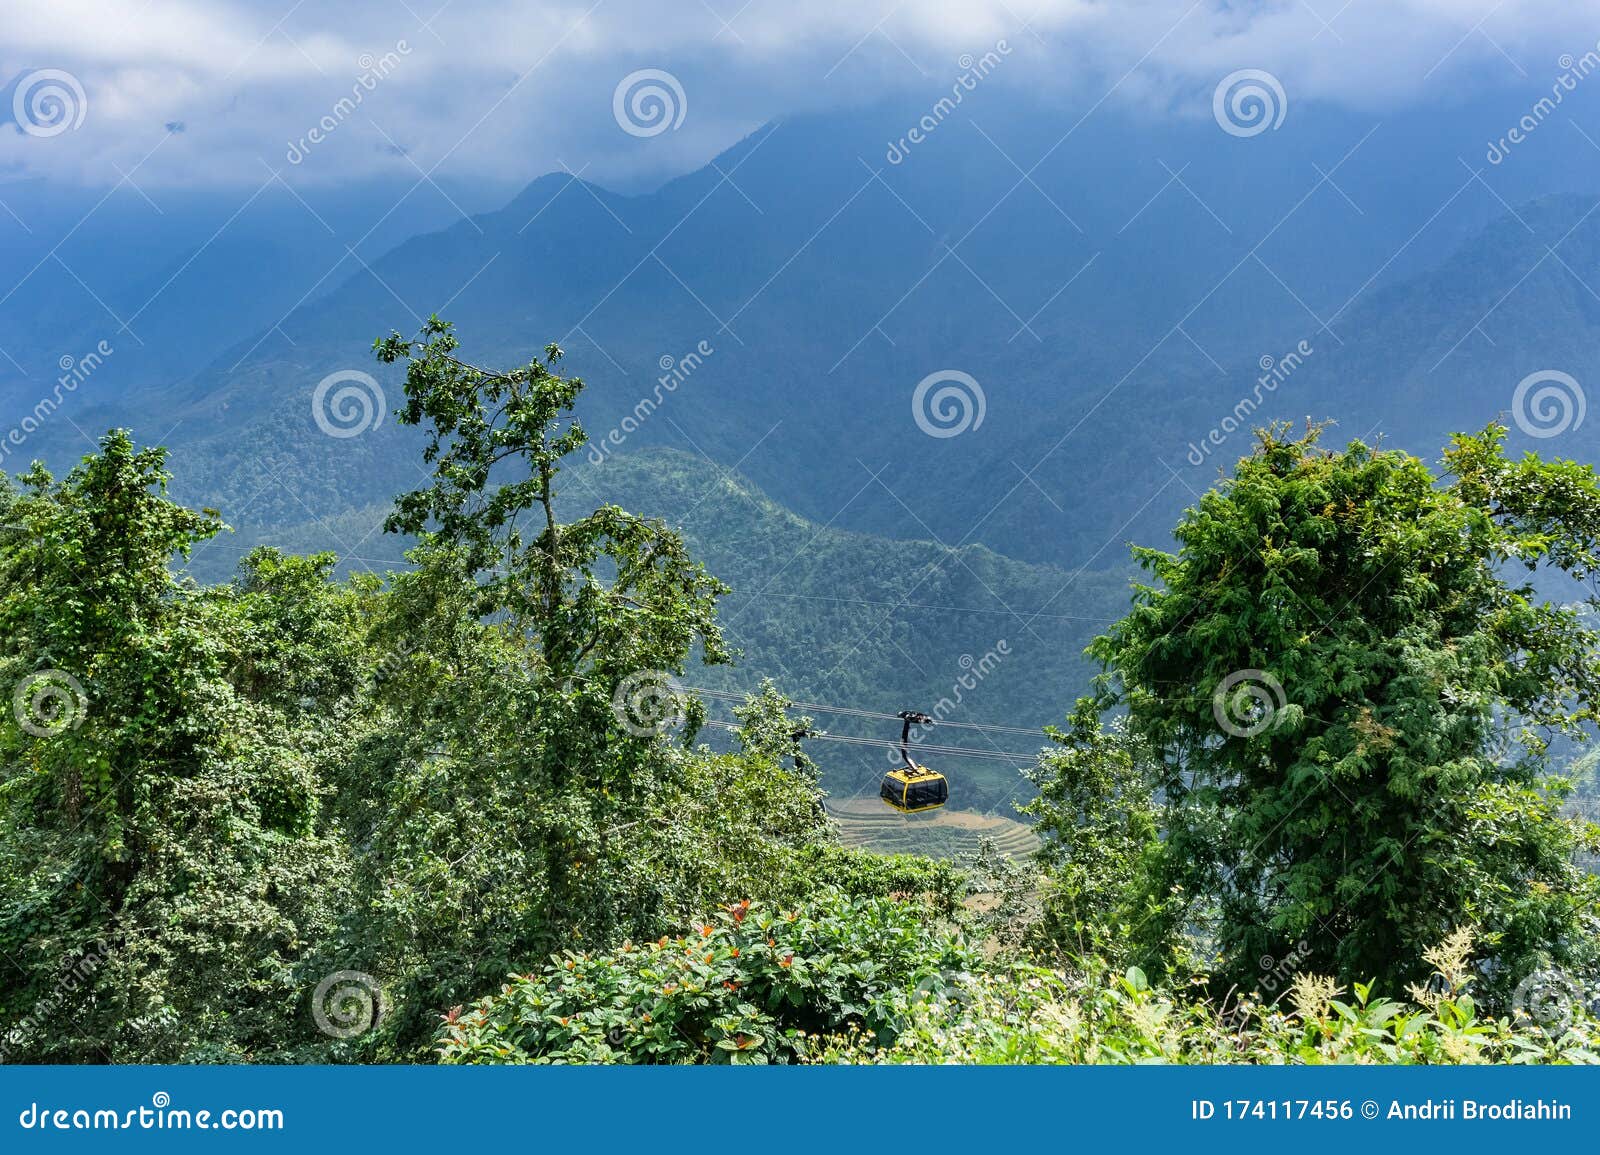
[697,719,1039,764]
[684,685,1046,737]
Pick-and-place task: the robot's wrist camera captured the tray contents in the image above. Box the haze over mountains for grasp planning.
[7,84,1600,798]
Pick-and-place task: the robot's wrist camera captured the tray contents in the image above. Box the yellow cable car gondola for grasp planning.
[880,710,949,814]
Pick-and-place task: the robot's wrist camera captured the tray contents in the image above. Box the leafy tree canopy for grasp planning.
[1035,422,1600,1004]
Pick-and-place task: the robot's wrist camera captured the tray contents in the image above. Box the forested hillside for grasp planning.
[185,443,1125,820]
[5,316,1600,1064]
[19,98,1600,578]
[10,99,1600,789]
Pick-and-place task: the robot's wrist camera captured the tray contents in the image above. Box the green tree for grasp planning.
[1020,702,1168,966]
[340,320,819,1055]
[1049,422,1600,1004]
[0,434,364,1059]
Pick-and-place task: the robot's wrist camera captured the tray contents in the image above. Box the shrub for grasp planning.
[834,932,1600,1065]
[781,845,967,918]
[436,891,974,1064]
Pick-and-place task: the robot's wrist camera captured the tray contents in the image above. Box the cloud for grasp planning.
[0,0,1594,189]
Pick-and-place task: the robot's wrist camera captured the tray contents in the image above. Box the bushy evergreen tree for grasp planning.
[1035,423,1600,1005]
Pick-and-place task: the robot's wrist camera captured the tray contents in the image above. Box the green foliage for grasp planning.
[780,845,967,919]
[376,318,728,690]
[1020,702,1168,965]
[8,348,1600,1068]
[435,891,975,1064]
[845,933,1600,1066]
[1051,422,1600,1006]
[333,702,840,1057]
[0,329,848,1062]
[580,448,1123,820]
[0,435,368,1059]
[319,322,839,1057]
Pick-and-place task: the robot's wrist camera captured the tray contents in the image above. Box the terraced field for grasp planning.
[827,797,1039,861]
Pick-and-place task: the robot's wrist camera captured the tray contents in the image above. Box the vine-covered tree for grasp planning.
[0,434,365,1059]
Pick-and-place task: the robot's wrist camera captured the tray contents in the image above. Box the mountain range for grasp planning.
[6,88,1600,814]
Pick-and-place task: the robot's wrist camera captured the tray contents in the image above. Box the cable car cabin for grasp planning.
[880,761,949,813]
[881,709,949,813]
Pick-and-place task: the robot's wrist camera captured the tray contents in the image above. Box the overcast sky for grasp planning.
[3,0,1597,191]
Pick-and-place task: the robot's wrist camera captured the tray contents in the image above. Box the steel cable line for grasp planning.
[685,685,1047,737]
[740,591,1118,624]
[697,719,1040,764]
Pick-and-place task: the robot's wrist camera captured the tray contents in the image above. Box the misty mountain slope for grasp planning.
[603,444,1128,818]
[19,98,1585,499]
[1304,193,1600,449]
[185,443,1127,815]
[140,186,1600,584]
[0,176,518,406]
[23,94,1600,582]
